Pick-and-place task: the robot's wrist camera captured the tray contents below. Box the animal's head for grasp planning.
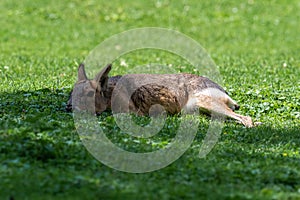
[66,63,112,114]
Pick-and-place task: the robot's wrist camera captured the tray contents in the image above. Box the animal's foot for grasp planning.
[241,116,254,128]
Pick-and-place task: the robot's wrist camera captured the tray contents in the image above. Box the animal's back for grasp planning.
[111,73,227,115]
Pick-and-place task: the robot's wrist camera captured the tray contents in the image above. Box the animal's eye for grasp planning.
[86,91,94,97]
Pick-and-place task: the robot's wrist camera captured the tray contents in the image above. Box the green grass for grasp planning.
[1,0,299,199]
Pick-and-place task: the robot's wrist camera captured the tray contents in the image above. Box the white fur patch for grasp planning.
[183,87,236,113]
[194,88,228,98]
[183,96,199,112]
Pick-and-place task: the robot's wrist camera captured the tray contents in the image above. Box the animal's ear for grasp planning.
[77,63,88,81]
[94,64,112,88]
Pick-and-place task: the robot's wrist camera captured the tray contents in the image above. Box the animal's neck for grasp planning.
[105,75,122,107]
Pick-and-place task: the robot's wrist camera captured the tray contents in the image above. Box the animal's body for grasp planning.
[66,64,254,127]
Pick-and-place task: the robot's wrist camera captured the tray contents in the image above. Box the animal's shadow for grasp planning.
[0,88,75,134]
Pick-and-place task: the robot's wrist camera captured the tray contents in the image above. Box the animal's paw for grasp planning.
[242,116,254,128]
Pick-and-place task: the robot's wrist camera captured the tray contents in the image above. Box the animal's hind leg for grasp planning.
[193,95,253,127]
[217,107,253,127]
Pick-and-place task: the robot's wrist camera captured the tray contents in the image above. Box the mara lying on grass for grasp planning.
[66,64,256,127]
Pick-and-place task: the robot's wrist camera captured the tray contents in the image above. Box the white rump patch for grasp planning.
[183,87,236,113]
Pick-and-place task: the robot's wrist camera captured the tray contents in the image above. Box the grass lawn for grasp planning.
[0,0,299,199]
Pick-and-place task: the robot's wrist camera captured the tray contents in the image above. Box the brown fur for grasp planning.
[66,64,254,127]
